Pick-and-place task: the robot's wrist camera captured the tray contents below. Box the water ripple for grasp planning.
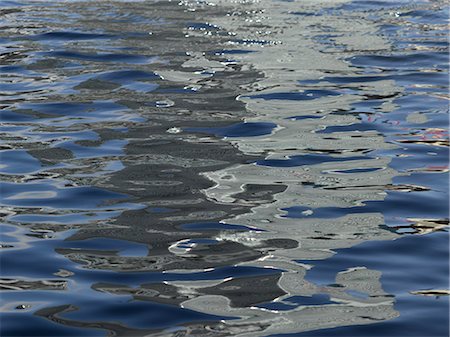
[0,0,448,336]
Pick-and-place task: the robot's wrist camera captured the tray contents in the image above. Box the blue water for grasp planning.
[0,0,448,336]
[289,232,449,337]
[186,122,277,137]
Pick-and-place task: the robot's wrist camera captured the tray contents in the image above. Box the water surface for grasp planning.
[0,0,448,336]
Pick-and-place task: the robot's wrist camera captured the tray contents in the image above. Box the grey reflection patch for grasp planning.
[0,279,67,291]
[180,0,406,334]
[92,282,190,306]
[200,274,286,308]
[180,267,398,337]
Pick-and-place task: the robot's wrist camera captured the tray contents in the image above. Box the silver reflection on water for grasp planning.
[0,0,448,336]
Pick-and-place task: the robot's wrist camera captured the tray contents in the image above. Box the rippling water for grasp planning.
[0,0,448,336]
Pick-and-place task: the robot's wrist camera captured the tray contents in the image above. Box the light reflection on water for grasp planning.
[0,0,448,336]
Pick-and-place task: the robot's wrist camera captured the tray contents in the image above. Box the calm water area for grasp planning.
[0,0,449,336]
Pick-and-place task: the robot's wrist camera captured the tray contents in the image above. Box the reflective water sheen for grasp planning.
[0,0,448,336]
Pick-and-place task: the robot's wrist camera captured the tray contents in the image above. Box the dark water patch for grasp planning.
[293,232,449,337]
[399,7,450,25]
[25,130,99,143]
[287,115,323,120]
[1,313,105,337]
[14,100,143,124]
[3,290,233,336]
[350,52,449,71]
[26,59,83,71]
[74,79,121,91]
[58,139,127,159]
[146,207,176,214]
[0,0,30,7]
[246,89,340,101]
[292,314,448,337]
[0,110,39,122]
[391,172,448,203]
[41,51,154,64]
[286,294,338,306]
[211,49,256,55]
[28,31,114,41]
[329,167,382,174]
[257,154,368,167]
[255,302,297,311]
[186,122,277,137]
[234,183,288,204]
[391,94,448,117]
[96,69,160,82]
[18,101,125,116]
[290,11,316,16]
[28,148,74,162]
[0,80,65,95]
[317,122,379,133]
[59,300,235,330]
[9,211,123,225]
[108,265,284,284]
[0,182,131,210]
[2,233,283,280]
[59,238,148,257]
[0,65,34,75]
[202,273,285,307]
[0,150,41,174]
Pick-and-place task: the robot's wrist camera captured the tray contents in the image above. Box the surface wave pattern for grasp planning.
[0,0,448,336]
